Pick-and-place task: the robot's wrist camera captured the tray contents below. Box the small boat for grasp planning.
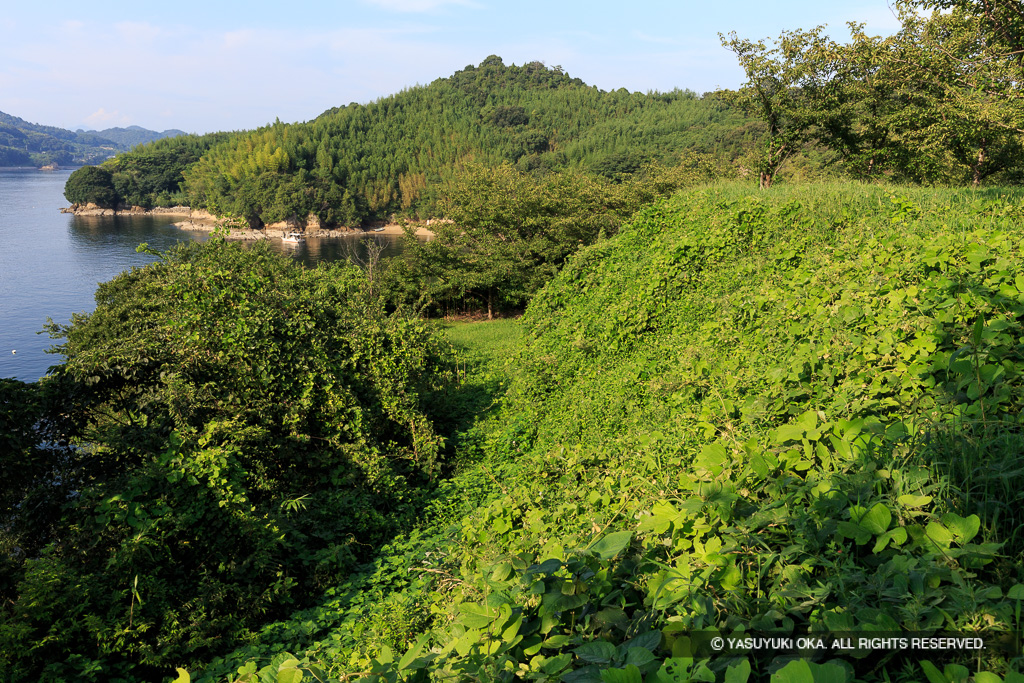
[372,227,386,232]
[282,231,305,244]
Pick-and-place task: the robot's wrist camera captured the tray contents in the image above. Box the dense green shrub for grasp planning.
[0,240,456,680]
[63,165,119,207]
[394,159,725,317]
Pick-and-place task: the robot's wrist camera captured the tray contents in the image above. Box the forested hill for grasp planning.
[0,111,183,168]
[81,56,753,223]
[79,125,187,149]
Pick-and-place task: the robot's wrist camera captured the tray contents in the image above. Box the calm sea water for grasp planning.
[0,169,409,382]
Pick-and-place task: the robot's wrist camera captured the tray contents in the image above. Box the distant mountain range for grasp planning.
[0,111,185,167]
[75,124,188,149]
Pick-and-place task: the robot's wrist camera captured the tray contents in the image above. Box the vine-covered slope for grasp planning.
[201,184,1024,682]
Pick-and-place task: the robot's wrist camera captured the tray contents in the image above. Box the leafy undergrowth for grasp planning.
[194,185,1024,683]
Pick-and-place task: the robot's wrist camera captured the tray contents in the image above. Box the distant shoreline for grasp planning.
[61,204,434,239]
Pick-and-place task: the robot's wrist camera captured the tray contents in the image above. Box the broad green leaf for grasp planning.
[454,629,480,657]
[1007,584,1024,599]
[725,660,752,683]
[898,494,932,508]
[924,522,953,549]
[943,664,969,683]
[750,452,775,478]
[854,502,891,535]
[523,636,543,656]
[540,652,572,675]
[651,657,715,682]
[543,634,571,647]
[770,660,814,683]
[622,630,661,652]
[601,665,644,683]
[873,527,908,554]
[457,602,495,628]
[775,423,807,443]
[561,665,603,683]
[574,640,618,664]
[502,614,523,642]
[973,673,1003,683]
[837,521,872,545]
[920,661,948,683]
[692,664,716,683]
[491,561,513,582]
[398,633,430,670]
[697,443,728,469]
[531,558,562,575]
[624,646,657,668]
[589,530,633,560]
[771,660,847,683]
[941,513,980,544]
[276,668,304,683]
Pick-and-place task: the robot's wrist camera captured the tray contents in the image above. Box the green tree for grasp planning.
[719,27,846,188]
[723,1,1024,186]
[63,165,120,207]
[889,0,1024,184]
[400,163,694,317]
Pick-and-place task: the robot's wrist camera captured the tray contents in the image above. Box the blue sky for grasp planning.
[0,0,902,134]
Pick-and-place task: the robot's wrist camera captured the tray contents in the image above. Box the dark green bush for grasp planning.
[63,165,119,207]
[0,240,455,680]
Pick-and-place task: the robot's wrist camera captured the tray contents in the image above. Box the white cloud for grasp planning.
[84,108,131,127]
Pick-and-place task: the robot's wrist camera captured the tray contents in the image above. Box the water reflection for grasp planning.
[68,214,209,257]
[274,233,414,268]
[67,216,422,268]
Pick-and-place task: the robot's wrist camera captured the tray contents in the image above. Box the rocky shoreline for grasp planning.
[61,204,434,239]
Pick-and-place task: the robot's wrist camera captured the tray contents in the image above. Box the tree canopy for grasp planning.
[722,0,1024,186]
[63,164,119,207]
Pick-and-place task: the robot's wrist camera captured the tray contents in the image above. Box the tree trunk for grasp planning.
[487,289,494,321]
[972,138,987,188]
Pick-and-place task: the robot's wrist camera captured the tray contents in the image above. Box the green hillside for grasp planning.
[0,111,186,168]
[187,184,1024,682]
[0,111,121,166]
[181,56,748,227]
[82,125,187,149]
[68,57,752,221]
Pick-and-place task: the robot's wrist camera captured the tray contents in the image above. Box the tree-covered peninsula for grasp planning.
[63,56,752,223]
